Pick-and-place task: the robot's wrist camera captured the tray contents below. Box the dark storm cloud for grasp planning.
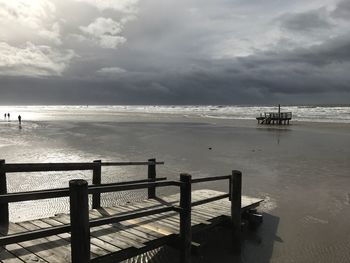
[332,0,350,19]
[278,9,332,32]
[3,31,350,105]
[1,0,350,105]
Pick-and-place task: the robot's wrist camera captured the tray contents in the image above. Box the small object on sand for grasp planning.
[208,147,212,150]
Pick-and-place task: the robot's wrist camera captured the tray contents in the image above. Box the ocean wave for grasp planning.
[1,105,349,123]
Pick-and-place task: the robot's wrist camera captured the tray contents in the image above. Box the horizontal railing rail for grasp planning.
[191,193,230,207]
[88,180,180,194]
[2,162,98,173]
[101,161,165,166]
[89,206,176,228]
[191,175,230,184]
[1,160,165,173]
[263,112,292,119]
[0,177,168,204]
[0,224,71,246]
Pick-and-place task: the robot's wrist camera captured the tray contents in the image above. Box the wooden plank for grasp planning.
[116,204,179,233]
[89,210,151,244]
[0,248,23,263]
[50,214,129,250]
[123,202,180,227]
[93,209,165,240]
[143,199,211,226]
[90,209,161,241]
[30,219,113,256]
[4,223,76,263]
[0,223,48,263]
[110,205,179,234]
[17,221,76,262]
[53,214,145,250]
[110,206,176,235]
[0,244,45,263]
[41,218,121,254]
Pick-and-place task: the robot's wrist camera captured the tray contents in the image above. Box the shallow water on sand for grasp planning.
[1,115,350,262]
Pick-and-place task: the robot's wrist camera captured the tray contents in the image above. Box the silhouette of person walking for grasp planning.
[18,115,22,125]
[4,113,6,120]
[7,113,10,121]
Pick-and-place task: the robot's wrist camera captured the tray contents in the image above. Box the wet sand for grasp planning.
[1,115,350,262]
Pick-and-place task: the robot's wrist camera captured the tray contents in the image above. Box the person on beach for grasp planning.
[7,113,10,121]
[18,115,22,125]
[4,113,6,120]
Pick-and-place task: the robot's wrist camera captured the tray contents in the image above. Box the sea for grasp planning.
[0,105,349,123]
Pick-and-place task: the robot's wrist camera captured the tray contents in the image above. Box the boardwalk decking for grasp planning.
[0,190,262,263]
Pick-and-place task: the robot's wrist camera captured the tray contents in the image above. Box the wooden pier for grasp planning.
[0,159,263,263]
[257,105,292,125]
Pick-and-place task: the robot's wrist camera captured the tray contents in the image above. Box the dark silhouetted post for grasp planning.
[92,160,101,209]
[229,176,232,201]
[180,173,192,263]
[278,104,281,125]
[148,158,156,199]
[69,179,90,263]
[0,160,9,225]
[230,170,242,254]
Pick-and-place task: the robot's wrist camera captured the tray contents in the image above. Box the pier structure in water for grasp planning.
[256,104,292,125]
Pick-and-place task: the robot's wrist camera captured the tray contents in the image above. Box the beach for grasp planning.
[1,107,350,262]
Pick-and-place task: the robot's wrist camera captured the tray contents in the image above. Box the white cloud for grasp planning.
[79,17,126,48]
[0,42,76,77]
[0,0,61,44]
[97,67,126,75]
[74,0,139,13]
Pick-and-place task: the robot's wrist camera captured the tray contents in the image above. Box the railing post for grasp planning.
[180,173,192,263]
[230,170,242,254]
[69,179,90,263]
[147,158,156,199]
[92,160,101,209]
[228,176,232,201]
[0,160,9,225]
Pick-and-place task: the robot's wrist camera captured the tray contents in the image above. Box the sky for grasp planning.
[0,0,350,105]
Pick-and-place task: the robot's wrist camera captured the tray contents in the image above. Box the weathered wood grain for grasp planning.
[0,190,263,262]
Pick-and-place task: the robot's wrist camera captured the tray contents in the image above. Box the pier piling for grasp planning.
[0,159,9,225]
[180,173,192,263]
[231,170,242,254]
[70,179,90,263]
[92,160,102,209]
[148,158,157,199]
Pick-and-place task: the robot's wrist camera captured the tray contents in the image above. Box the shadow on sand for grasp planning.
[0,213,280,263]
[146,213,280,263]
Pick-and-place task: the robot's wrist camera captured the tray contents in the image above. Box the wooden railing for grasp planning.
[0,158,164,225]
[0,159,243,263]
[263,112,292,119]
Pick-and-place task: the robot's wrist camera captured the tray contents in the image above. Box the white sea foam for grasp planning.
[0,105,349,123]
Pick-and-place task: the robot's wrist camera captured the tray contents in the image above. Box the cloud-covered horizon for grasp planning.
[0,0,350,105]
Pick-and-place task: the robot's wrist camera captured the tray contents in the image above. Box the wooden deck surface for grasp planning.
[0,189,262,263]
